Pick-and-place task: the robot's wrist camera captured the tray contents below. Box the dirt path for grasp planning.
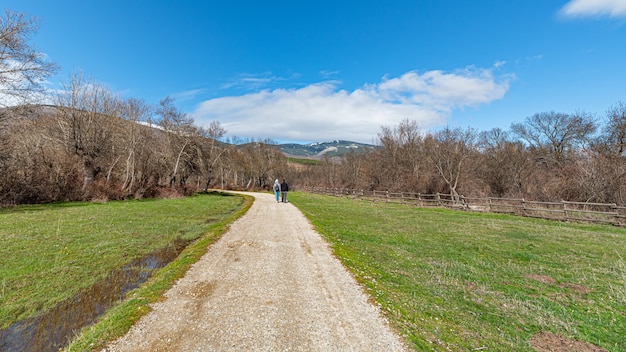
[104,192,406,352]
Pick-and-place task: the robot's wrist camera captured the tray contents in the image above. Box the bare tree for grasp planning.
[336,151,367,189]
[1,106,83,204]
[116,97,154,194]
[374,119,424,191]
[595,101,626,157]
[156,96,197,187]
[423,126,477,202]
[0,10,59,180]
[319,155,339,187]
[238,139,285,189]
[196,121,229,191]
[53,72,119,195]
[584,101,626,204]
[477,128,530,197]
[0,10,58,108]
[511,111,596,166]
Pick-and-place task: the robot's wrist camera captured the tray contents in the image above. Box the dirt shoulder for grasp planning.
[104,192,406,351]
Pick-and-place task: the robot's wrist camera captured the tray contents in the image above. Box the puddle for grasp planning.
[0,239,190,352]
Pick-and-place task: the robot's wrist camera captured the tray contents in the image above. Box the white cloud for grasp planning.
[0,58,53,107]
[191,67,512,144]
[172,89,207,102]
[560,0,626,18]
[320,70,340,78]
[220,72,301,91]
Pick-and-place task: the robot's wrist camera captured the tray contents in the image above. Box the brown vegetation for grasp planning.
[3,98,626,206]
[299,106,626,206]
[0,101,292,204]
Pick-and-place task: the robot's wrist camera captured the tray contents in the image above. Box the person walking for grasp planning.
[280,179,289,203]
[273,179,281,203]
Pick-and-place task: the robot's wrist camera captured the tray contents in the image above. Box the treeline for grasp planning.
[0,76,292,204]
[0,10,292,204]
[2,78,625,207]
[3,96,625,206]
[302,106,626,205]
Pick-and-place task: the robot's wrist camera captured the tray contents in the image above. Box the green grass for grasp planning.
[0,192,247,332]
[288,157,321,165]
[289,192,626,351]
[63,192,253,351]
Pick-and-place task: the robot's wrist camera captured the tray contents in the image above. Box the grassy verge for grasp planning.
[289,192,626,351]
[62,192,252,351]
[0,192,250,346]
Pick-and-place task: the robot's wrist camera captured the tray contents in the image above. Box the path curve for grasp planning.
[105,192,406,351]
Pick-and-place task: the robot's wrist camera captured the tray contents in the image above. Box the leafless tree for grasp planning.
[374,119,424,191]
[336,151,367,189]
[318,155,339,187]
[511,111,596,166]
[195,121,229,191]
[584,101,626,203]
[116,97,154,194]
[0,10,58,109]
[156,96,198,187]
[477,128,531,197]
[52,72,119,196]
[0,10,59,182]
[0,106,82,204]
[423,126,477,202]
[237,139,285,189]
[594,101,626,157]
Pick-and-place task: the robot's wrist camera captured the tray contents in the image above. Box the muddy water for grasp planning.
[0,240,189,352]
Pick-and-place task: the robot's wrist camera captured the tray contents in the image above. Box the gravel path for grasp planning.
[104,192,406,352]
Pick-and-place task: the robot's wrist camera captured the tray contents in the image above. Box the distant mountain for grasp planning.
[278,140,376,159]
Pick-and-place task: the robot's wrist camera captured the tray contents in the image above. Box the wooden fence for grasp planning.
[305,187,626,226]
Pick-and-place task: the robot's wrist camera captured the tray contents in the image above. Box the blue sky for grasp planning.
[4,0,626,144]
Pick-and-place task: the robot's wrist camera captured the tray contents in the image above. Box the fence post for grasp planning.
[613,204,622,226]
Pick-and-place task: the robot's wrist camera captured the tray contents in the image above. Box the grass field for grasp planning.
[287,157,322,165]
[289,192,626,351]
[0,192,246,332]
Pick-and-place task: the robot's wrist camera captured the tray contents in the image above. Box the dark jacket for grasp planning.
[281,182,289,192]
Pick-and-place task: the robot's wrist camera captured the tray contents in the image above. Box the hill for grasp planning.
[1,105,374,161]
[278,140,375,159]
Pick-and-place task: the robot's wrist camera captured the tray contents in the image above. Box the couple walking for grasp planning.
[273,179,289,203]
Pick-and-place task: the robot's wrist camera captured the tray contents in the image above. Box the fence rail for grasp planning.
[304,187,626,226]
